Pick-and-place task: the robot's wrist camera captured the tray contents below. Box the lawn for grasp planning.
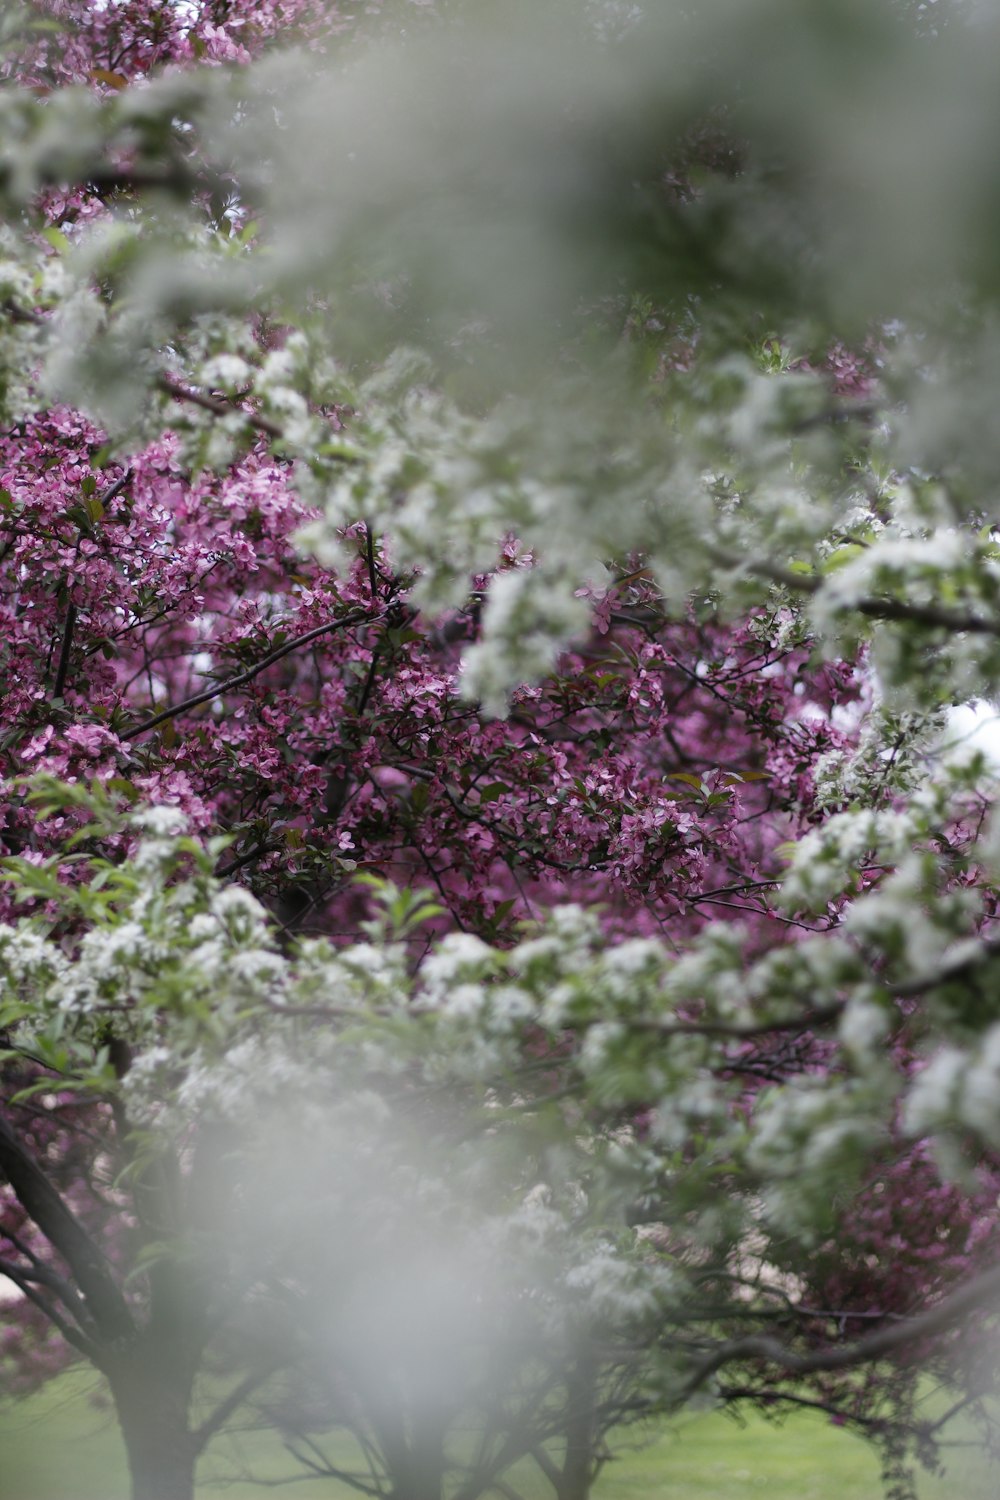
[0,1372,995,1500]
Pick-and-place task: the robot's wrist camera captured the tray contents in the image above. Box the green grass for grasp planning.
[0,1373,995,1500]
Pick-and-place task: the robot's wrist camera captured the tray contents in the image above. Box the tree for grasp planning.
[5,1,1000,1497]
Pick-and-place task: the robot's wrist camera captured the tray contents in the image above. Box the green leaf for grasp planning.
[89,67,129,91]
[477,782,509,805]
[822,543,865,573]
[410,782,429,815]
[107,777,140,803]
[41,225,71,255]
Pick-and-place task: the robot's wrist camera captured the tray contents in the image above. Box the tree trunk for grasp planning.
[388,1415,446,1500]
[109,1370,197,1500]
[558,1359,597,1500]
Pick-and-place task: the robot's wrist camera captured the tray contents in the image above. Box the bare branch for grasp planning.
[528,1445,563,1490]
[276,1433,384,1497]
[717,1384,918,1436]
[52,473,131,702]
[193,1359,284,1453]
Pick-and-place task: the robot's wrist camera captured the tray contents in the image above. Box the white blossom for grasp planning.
[131,805,189,836]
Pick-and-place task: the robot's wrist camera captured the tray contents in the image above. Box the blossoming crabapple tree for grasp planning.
[5,1,1000,1497]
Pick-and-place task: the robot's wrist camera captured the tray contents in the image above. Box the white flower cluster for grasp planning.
[0,927,68,989]
[841,855,979,979]
[749,1079,889,1239]
[904,1024,1000,1154]
[650,1068,727,1150]
[131,806,190,837]
[173,1033,327,1124]
[815,528,973,623]
[419,931,497,1001]
[779,807,909,912]
[564,1241,658,1324]
[462,568,594,717]
[811,709,944,813]
[837,993,891,1065]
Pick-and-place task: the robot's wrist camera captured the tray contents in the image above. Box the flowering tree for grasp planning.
[5,1,1000,1498]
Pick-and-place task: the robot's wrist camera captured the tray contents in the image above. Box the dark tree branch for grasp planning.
[156,374,284,440]
[624,1002,845,1041]
[215,840,282,880]
[51,603,77,702]
[276,1433,384,1497]
[94,470,133,512]
[364,520,380,600]
[127,610,372,738]
[853,596,1000,635]
[890,931,1000,999]
[528,1445,563,1490]
[490,1483,528,1500]
[724,552,1000,636]
[2,1225,97,1332]
[0,1255,100,1358]
[0,1113,134,1347]
[717,1385,915,1436]
[81,163,206,197]
[0,298,44,327]
[681,1257,1000,1395]
[51,473,131,703]
[194,1359,284,1453]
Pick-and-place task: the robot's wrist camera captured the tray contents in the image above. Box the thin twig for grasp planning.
[194,1360,284,1452]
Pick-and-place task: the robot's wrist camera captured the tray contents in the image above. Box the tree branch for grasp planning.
[625,1001,845,1041]
[681,1256,1000,1395]
[2,1225,98,1333]
[156,374,284,440]
[51,603,77,702]
[0,1256,100,1359]
[528,1445,563,1491]
[717,1384,916,1436]
[725,552,1000,636]
[127,610,372,738]
[194,1358,284,1453]
[276,1433,384,1496]
[0,1113,134,1348]
[52,472,131,702]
